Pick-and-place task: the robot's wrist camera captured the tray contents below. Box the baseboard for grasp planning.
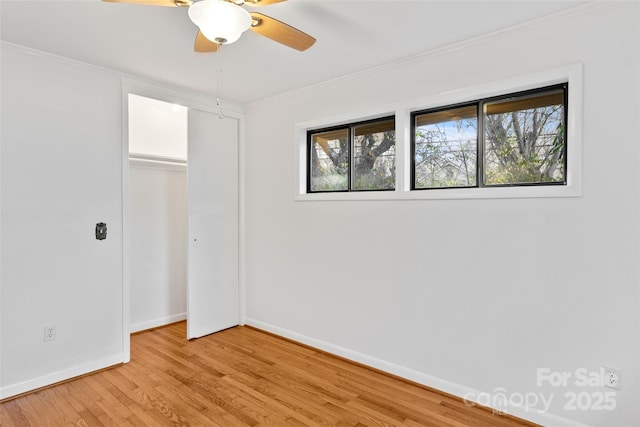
[244,317,587,427]
[130,312,187,334]
[0,353,123,400]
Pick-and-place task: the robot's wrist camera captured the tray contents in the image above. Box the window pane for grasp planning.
[353,119,395,191]
[483,89,565,185]
[309,128,349,191]
[414,106,477,189]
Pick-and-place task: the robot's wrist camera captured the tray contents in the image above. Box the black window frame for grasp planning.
[307,116,396,193]
[411,83,568,190]
[411,101,480,190]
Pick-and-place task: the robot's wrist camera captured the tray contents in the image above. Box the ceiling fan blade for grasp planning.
[194,31,219,53]
[242,0,288,6]
[102,0,191,7]
[249,12,315,51]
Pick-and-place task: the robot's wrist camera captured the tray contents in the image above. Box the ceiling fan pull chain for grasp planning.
[216,44,225,119]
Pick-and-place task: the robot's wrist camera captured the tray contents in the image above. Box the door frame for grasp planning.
[120,79,246,362]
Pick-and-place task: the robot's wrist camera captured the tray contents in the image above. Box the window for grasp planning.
[412,84,567,189]
[297,66,580,201]
[308,117,395,192]
[413,105,478,189]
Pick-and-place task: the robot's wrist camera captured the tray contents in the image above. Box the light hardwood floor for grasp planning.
[1,322,538,426]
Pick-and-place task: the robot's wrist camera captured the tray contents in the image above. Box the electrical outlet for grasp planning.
[44,325,56,342]
[603,366,621,390]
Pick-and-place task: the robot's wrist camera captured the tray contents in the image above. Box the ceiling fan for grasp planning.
[103,0,316,52]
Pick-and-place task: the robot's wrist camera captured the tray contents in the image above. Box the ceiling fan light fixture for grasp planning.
[188,0,251,44]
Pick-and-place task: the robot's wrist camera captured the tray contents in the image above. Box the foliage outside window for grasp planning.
[308,117,395,192]
[412,84,567,189]
[414,105,478,189]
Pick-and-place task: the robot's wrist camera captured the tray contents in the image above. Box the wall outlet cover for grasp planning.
[603,365,621,390]
[44,325,56,342]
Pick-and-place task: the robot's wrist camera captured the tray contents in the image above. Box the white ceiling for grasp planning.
[1,0,586,105]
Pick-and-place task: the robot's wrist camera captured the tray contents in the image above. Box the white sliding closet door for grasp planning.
[187,109,239,339]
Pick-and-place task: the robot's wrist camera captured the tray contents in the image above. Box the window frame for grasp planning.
[410,83,568,191]
[293,64,582,202]
[411,101,480,191]
[307,115,396,193]
[307,124,350,193]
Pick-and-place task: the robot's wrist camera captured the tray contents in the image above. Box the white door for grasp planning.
[187,109,239,339]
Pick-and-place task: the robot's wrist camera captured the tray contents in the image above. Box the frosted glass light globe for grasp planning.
[188,0,251,45]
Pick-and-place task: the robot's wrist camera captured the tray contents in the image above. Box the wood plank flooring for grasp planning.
[1,322,538,426]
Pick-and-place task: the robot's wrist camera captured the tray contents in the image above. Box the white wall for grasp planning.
[128,94,187,160]
[1,44,124,397]
[243,3,639,426]
[129,161,187,332]
[0,42,244,399]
